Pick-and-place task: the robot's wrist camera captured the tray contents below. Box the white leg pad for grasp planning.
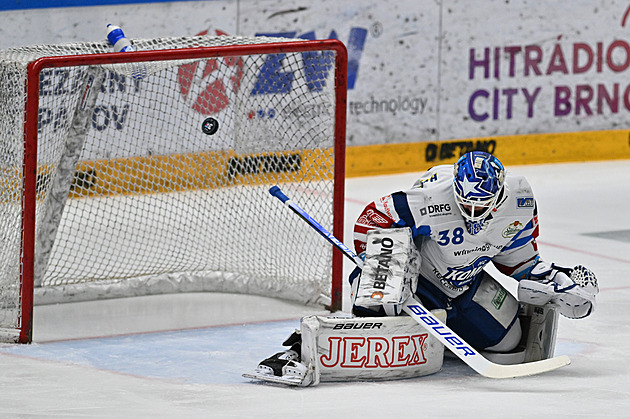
[300,311,446,384]
[522,304,559,362]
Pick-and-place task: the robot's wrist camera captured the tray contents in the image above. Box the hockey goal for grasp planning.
[0,35,347,343]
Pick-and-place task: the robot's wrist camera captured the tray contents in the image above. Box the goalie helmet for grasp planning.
[452,151,505,234]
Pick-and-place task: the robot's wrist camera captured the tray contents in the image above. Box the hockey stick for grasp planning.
[269,186,363,267]
[269,185,571,379]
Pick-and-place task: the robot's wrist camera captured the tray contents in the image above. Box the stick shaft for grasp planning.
[269,186,362,267]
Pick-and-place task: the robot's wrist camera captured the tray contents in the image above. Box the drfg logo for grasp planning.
[420,203,451,216]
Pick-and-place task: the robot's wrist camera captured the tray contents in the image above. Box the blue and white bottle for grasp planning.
[106,24,136,52]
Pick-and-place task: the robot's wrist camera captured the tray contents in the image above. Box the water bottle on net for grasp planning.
[106,24,136,52]
[106,24,147,79]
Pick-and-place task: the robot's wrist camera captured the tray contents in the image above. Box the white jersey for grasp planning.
[353,165,539,298]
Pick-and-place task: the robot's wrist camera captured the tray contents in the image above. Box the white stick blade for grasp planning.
[480,355,571,379]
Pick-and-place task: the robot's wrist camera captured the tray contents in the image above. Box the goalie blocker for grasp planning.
[352,227,420,311]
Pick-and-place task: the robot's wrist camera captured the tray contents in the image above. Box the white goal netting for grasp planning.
[0,34,346,342]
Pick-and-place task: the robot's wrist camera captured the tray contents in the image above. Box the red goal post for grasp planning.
[0,36,347,343]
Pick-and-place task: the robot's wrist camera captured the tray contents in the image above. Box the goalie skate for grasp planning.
[242,365,315,387]
[243,346,316,387]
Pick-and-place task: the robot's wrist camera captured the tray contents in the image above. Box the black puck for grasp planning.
[201,117,219,135]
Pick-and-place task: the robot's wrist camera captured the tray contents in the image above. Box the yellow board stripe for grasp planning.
[346,129,630,177]
[3,129,627,203]
[69,148,333,198]
[1,149,333,203]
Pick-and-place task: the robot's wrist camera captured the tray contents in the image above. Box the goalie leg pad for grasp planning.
[481,303,559,365]
[521,304,559,362]
[300,311,446,383]
[245,310,447,386]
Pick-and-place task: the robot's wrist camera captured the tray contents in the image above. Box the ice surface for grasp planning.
[1,160,629,417]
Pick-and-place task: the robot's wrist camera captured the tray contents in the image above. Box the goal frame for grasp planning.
[18,40,348,343]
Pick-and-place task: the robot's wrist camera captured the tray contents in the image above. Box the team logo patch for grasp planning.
[502,221,524,238]
[419,203,451,216]
[492,288,507,309]
[438,256,492,290]
[517,197,535,208]
[415,173,438,188]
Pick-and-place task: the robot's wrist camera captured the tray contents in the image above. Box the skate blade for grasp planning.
[242,371,304,386]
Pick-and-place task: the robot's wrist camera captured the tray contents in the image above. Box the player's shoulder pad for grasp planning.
[411,164,452,190]
[504,172,536,210]
[505,172,534,194]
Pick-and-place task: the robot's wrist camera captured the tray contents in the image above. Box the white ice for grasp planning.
[1,160,629,418]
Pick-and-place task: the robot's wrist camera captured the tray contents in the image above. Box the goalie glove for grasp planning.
[517,261,598,319]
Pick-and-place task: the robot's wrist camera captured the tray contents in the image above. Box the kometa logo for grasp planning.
[177,29,244,114]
